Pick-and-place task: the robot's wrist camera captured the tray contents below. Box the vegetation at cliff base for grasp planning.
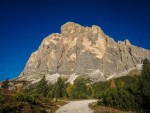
[0,76,66,113]
[96,58,150,113]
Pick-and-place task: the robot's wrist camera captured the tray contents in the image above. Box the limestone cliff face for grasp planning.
[19,22,150,82]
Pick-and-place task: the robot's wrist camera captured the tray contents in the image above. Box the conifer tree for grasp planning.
[140,58,150,111]
[54,77,66,101]
[141,58,150,95]
[36,75,48,97]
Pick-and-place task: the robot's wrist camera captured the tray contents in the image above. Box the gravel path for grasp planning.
[55,100,97,113]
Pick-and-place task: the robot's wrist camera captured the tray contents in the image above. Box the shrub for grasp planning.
[98,88,135,111]
[39,107,47,113]
[15,93,39,104]
[1,79,9,89]
[0,94,5,104]
[92,81,110,98]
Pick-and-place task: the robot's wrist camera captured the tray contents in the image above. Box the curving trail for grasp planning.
[55,99,97,113]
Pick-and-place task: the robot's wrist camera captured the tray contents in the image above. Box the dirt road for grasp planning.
[55,100,97,113]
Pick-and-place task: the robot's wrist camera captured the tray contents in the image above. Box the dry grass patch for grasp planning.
[89,104,133,113]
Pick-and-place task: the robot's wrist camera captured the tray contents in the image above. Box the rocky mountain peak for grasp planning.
[124,39,131,46]
[91,25,104,35]
[61,22,82,34]
[18,22,150,83]
[61,22,105,38]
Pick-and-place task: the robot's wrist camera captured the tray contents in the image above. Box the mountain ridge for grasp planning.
[18,22,150,83]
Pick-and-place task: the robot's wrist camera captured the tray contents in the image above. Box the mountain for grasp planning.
[18,22,150,83]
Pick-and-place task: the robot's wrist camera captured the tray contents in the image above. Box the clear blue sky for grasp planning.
[0,0,150,81]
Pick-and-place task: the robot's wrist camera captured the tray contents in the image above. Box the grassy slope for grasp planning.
[0,89,66,113]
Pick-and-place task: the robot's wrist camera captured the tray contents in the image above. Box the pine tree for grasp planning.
[140,58,150,111]
[54,77,66,101]
[141,58,150,97]
[36,75,48,97]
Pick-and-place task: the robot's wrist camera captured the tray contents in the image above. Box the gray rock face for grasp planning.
[18,22,150,82]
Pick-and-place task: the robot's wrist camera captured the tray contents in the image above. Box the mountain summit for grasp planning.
[18,22,150,83]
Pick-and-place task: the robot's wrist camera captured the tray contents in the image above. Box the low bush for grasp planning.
[0,94,5,104]
[15,93,39,104]
[92,81,110,98]
[98,88,136,111]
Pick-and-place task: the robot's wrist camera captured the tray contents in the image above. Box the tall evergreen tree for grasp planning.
[141,58,150,96]
[36,75,48,97]
[54,77,66,101]
[140,58,150,111]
